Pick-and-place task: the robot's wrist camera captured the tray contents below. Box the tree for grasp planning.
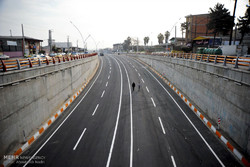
[157,33,164,44]
[123,36,132,52]
[164,31,170,43]
[144,36,149,45]
[238,7,250,44]
[180,22,188,39]
[207,3,234,46]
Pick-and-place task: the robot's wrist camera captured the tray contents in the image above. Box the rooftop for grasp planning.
[0,36,43,42]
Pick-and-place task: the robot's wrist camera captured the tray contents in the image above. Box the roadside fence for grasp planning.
[0,53,97,72]
[139,52,250,70]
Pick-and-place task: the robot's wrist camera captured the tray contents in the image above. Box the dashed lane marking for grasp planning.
[92,104,99,116]
[73,128,87,150]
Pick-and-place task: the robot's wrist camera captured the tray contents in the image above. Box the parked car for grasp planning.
[0,54,10,60]
[49,53,56,57]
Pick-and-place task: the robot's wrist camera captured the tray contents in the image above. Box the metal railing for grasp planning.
[143,52,250,70]
[0,53,97,72]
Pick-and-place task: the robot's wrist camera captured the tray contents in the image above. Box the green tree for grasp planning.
[238,7,250,44]
[164,31,170,43]
[207,3,234,45]
[144,36,149,45]
[157,33,164,44]
[123,36,132,52]
[52,45,57,52]
[180,22,188,39]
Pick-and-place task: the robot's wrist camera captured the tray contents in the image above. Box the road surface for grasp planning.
[11,54,241,167]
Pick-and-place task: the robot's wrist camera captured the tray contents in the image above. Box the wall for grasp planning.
[0,56,99,159]
[132,54,250,155]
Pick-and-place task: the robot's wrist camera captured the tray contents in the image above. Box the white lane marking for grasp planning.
[92,104,99,116]
[106,81,108,87]
[141,79,145,83]
[23,55,104,167]
[146,86,149,93]
[109,70,111,74]
[171,156,177,167]
[110,67,111,70]
[133,59,225,167]
[106,56,123,167]
[116,57,134,167]
[158,117,166,134]
[151,97,156,107]
[138,73,140,77]
[108,75,110,79]
[73,128,87,150]
[135,69,137,72]
[101,90,105,98]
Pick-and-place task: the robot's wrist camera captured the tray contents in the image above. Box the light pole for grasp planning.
[84,34,91,51]
[70,21,85,51]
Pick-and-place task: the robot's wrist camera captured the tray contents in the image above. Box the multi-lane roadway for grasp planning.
[11,54,241,167]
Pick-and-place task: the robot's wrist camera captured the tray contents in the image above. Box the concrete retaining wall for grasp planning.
[0,56,99,159]
[132,54,250,155]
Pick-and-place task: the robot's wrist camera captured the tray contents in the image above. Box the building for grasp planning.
[169,37,185,46]
[185,14,214,44]
[0,36,43,58]
[113,43,123,52]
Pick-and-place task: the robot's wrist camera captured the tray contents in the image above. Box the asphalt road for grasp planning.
[11,54,242,167]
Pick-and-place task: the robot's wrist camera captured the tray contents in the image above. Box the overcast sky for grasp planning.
[0,0,249,50]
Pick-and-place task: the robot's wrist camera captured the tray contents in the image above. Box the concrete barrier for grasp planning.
[0,55,99,160]
[131,54,250,156]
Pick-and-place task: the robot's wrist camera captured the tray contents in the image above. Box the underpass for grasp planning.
[8,54,243,167]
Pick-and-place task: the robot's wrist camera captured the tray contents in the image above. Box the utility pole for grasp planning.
[48,30,52,53]
[67,36,69,52]
[175,26,177,44]
[77,40,78,52]
[21,24,25,56]
[136,38,138,52]
[229,0,237,45]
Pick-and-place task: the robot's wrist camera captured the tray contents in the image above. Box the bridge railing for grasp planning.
[0,53,97,72]
[147,52,250,70]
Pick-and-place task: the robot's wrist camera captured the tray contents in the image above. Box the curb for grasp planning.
[1,59,100,167]
[135,58,250,167]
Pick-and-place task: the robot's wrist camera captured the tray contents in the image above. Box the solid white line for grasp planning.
[151,97,156,107]
[106,81,108,87]
[92,104,99,116]
[146,86,149,93]
[171,156,177,167]
[116,57,134,167]
[73,128,87,150]
[158,117,166,134]
[23,57,104,167]
[106,56,123,167]
[133,59,225,167]
[141,79,145,83]
[101,90,105,98]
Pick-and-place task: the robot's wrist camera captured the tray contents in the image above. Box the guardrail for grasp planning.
[0,53,97,72]
[140,53,250,70]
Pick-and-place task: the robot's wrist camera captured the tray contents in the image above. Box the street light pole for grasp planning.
[70,21,85,51]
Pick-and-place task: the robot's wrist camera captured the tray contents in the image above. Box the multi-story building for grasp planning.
[113,43,123,52]
[185,14,214,43]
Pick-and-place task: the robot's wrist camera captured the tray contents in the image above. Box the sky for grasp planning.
[0,0,249,50]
